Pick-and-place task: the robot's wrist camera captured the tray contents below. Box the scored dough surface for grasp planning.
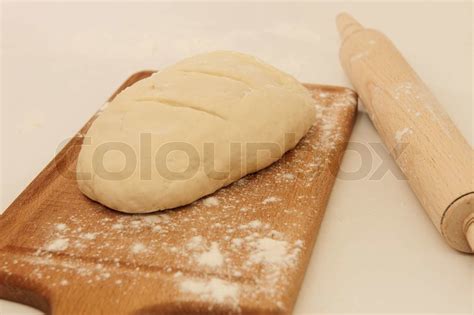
[77,51,316,213]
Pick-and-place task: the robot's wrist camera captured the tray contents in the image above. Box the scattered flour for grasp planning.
[393,82,415,101]
[8,89,351,311]
[350,51,369,62]
[231,238,243,247]
[45,238,69,252]
[55,223,67,231]
[235,178,248,186]
[395,127,413,143]
[80,233,96,240]
[179,277,239,304]
[131,220,141,228]
[262,196,280,204]
[144,216,161,224]
[250,238,290,265]
[111,223,123,230]
[247,220,262,229]
[281,173,295,180]
[187,236,203,249]
[130,243,146,254]
[101,272,111,279]
[197,242,223,267]
[294,240,304,247]
[203,197,219,207]
[152,225,162,232]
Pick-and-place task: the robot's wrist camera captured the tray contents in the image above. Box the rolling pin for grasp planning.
[336,13,473,253]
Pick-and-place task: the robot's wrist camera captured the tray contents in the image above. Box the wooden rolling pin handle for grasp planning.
[336,13,363,39]
[464,212,474,251]
[337,13,474,253]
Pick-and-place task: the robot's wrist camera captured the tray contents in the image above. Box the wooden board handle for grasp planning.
[336,13,474,253]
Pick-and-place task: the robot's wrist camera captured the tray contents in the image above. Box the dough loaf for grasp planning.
[77,51,316,213]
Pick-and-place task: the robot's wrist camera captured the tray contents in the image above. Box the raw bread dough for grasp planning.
[77,51,316,213]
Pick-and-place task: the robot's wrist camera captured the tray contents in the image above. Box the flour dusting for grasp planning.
[180,277,239,305]
[80,232,96,240]
[262,196,280,204]
[231,238,243,247]
[350,51,369,62]
[1,86,357,313]
[247,220,262,229]
[281,173,295,180]
[395,127,412,143]
[250,238,290,265]
[45,238,69,252]
[111,223,123,230]
[55,223,67,231]
[203,197,219,207]
[197,242,223,267]
[130,243,146,254]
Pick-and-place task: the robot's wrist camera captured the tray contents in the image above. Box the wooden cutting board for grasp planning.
[0,71,357,315]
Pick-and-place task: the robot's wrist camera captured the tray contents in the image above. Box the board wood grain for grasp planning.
[0,71,357,314]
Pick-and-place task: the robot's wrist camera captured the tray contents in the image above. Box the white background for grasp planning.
[1,1,472,314]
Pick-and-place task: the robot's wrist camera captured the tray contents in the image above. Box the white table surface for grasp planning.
[1,1,472,314]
